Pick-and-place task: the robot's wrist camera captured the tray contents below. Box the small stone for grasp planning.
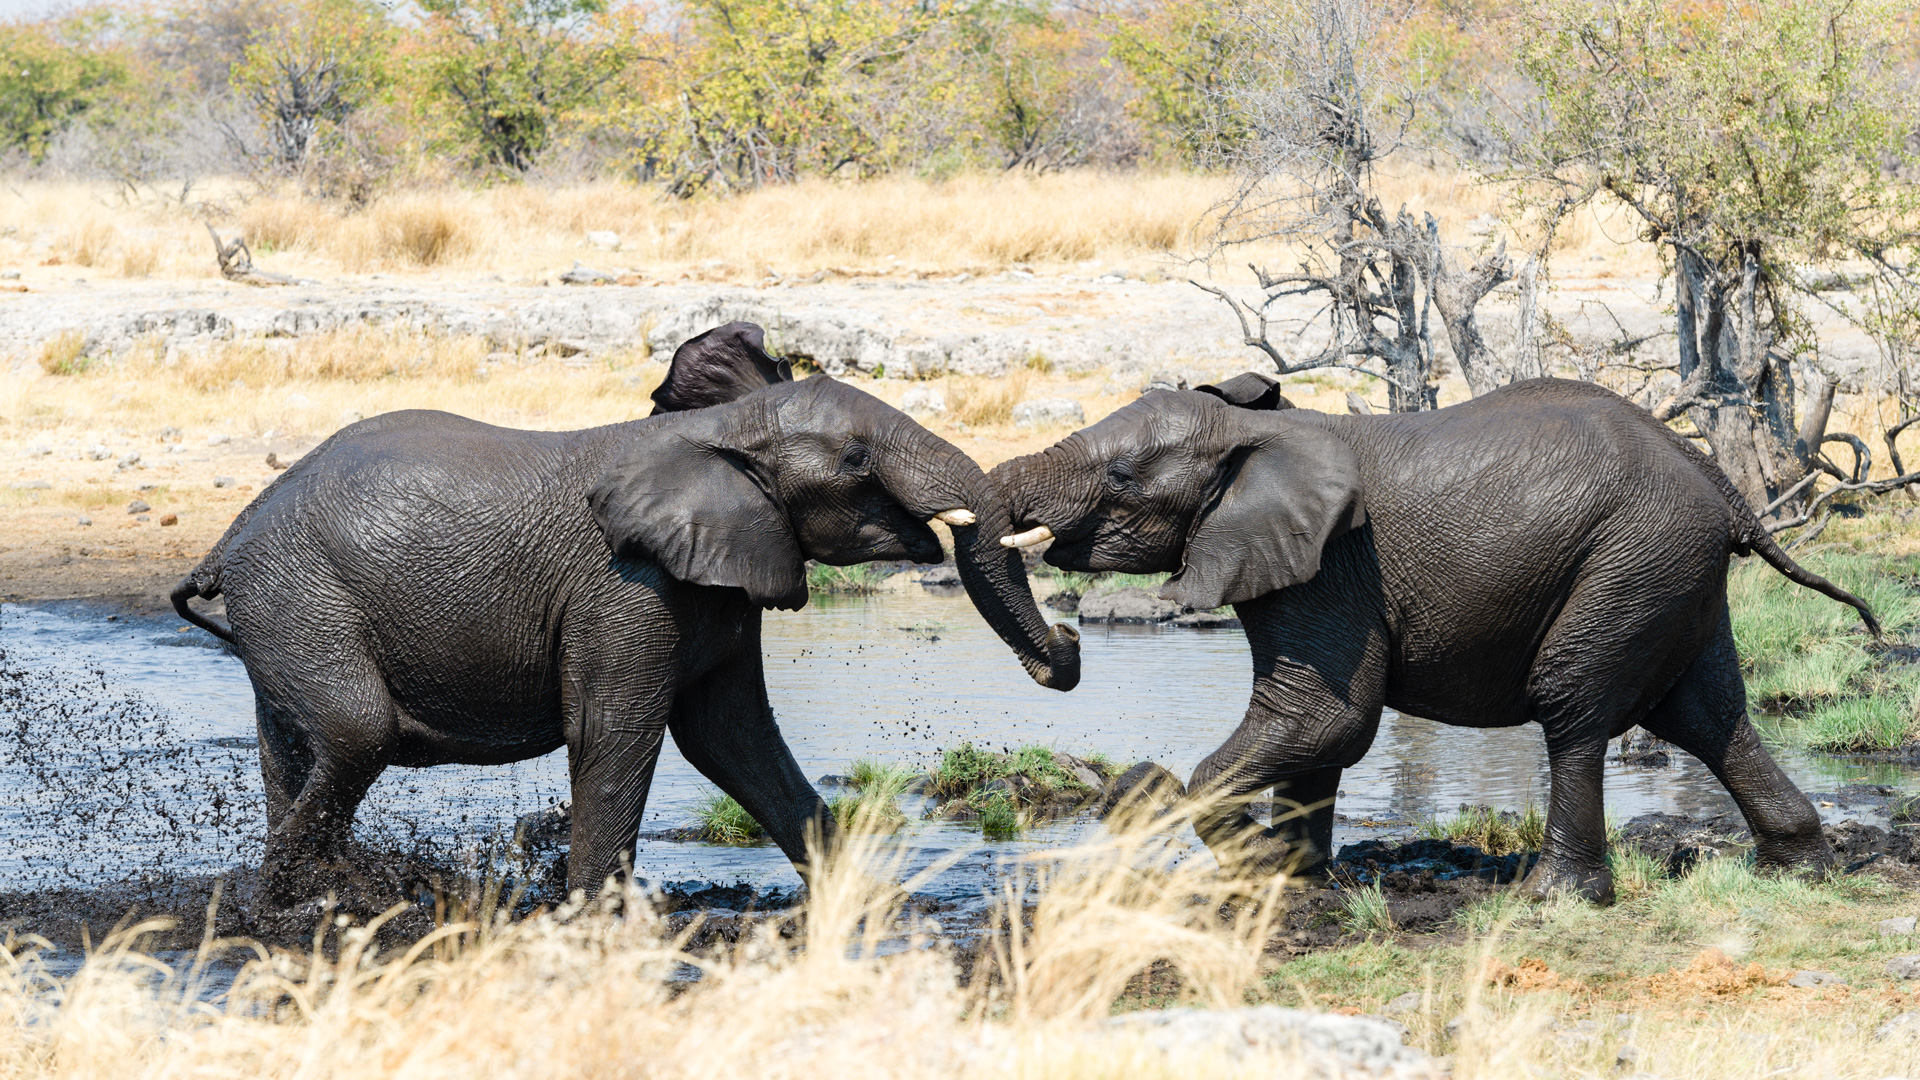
[1445,1014,1467,1039]
[127,499,150,514]
[136,482,156,491]
[1145,370,1189,393]
[1078,586,1183,624]
[899,386,947,416]
[1,270,17,279]
[8,479,49,490]
[1875,1012,1920,1042]
[1787,969,1846,988]
[1888,956,1920,980]
[1102,761,1185,819]
[25,443,50,456]
[1382,991,1424,1016]
[135,514,150,522]
[560,263,617,285]
[115,451,141,470]
[1011,398,1087,429]
[815,774,855,787]
[586,230,622,251]
[1879,917,1917,936]
[87,444,111,461]
[206,433,230,446]
[159,425,180,440]
[213,476,236,488]
[159,513,178,527]
[1615,1043,1640,1068]
[74,515,90,526]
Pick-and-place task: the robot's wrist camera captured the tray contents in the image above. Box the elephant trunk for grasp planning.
[986,439,1099,546]
[876,431,1081,692]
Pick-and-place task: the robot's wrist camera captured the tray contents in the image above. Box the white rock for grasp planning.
[586,231,622,251]
[899,386,947,416]
[1880,917,1917,936]
[86,444,111,460]
[206,434,230,446]
[1875,1012,1920,1042]
[9,479,49,490]
[25,443,50,456]
[1888,956,1920,980]
[115,451,141,470]
[1108,1006,1430,1072]
[213,476,236,488]
[1382,992,1425,1016]
[1787,969,1846,988]
[1011,398,1086,428]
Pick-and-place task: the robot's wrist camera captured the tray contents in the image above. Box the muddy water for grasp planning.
[1,591,1909,898]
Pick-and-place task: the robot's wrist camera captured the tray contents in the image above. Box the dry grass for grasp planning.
[0,169,1655,284]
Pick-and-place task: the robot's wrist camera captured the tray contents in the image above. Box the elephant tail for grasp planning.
[1742,525,1882,638]
[1666,428,1884,637]
[171,565,235,644]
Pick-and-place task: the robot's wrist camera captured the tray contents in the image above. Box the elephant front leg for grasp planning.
[565,718,667,897]
[1524,732,1613,903]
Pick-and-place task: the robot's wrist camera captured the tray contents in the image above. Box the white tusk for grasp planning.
[931,509,976,527]
[999,525,1054,548]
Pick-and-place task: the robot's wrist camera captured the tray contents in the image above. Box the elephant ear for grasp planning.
[588,412,808,610]
[1194,372,1294,411]
[1161,421,1365,610]
[649,321,794,416]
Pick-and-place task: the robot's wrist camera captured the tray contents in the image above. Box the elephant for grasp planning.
[172,324,1079,900]
[990,376,1876,902]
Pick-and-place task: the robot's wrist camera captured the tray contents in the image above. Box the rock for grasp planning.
[1382,991,1424,1016]
[206,434,230,446]
[1103,761,1185,818]
[1064,763,1104,791]
[1887,956,1920,980]
[917,565,962,589]
[560,262,618,285]
[1107,1006,1429,1071]
[1615,1043,1640,1068]
[899,385,946,416]
[1078,586,1183,624]
[815,774,855,787]
[25,443,50,456]
[266,453,288,470]
[86,444,111,460]
[214,476,236,488]
[1145,370,1189,392]
[9,479,49,490]
[136,482,156,491]
[75,516,90,526]
[115,451,141,470]
[586,230,621,251]
[1788,970,1846,988]
[1171,610,1242,629]
[1875,1012,1920,1042]
[135,514,150,522]
[159,513,178,526]
[1445,1015,1467,1039]
[159,424,180,440]
[1042,590,1079,613]
[126,500,150,514]
[1011,398,1086,428]
[1881,917,1917,936]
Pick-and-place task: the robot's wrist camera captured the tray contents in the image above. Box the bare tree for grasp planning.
[1194,0,1513,411]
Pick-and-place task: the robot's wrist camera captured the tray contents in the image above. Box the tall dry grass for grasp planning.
[0,170,1655,284]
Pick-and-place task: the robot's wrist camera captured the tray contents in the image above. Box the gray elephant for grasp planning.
[174,324,1079,900]
[990,377,1875,902]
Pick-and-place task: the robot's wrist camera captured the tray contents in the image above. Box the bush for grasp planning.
[1418,804,1544,856]
[975,790,1022,839]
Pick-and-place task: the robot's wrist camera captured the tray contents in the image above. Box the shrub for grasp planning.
[689,791,763,844]
[1340,880,1393,934]
[975,790,1022,839]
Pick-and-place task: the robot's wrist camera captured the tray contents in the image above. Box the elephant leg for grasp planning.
[1640,611,1832,875]
[561,648,674,897]
[669,642,831,883]
[249,659,396,903]
[1189,665,1382,877]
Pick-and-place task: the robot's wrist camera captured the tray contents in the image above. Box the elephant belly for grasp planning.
[379,647,567,767]
[390,704,565,767]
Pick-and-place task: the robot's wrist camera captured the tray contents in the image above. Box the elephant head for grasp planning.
[990,389,1366,611]
[591,376,1080,689]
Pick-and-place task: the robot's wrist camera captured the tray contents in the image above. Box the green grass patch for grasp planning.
[805,562,892,595]
[927,742,1096,803]
[1731,549,1919,706]
[1417,804,1545,855]
[1340,881,1395,933]
[827,758,916,833]
[1030,569,1171,594]
[688,792,764,845]
[974,790,1022,839]
[929,742,1008,798]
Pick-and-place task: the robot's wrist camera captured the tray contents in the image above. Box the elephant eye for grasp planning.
[1105,460,1136,492]
[839,442,872,476]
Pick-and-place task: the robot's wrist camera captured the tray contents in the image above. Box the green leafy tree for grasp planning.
[412,0,636,172]
[230,0,393,173]
[0,14,130,163]
[1101,0,1246,165]
[1508,0,1917,516]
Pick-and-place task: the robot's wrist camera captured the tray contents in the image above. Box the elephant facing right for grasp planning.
[991,376,1878,903]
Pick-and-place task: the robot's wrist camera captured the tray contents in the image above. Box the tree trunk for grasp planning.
[1675,249,1815,519]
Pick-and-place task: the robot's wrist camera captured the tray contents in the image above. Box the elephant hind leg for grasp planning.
[1639,612,1832,875]
[248,656,398,903]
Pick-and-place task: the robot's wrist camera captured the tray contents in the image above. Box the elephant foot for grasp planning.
[1753,834,1836,879]
[1521,856,1614,905]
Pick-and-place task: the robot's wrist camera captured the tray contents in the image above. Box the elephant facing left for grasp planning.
[173,353,1079,902]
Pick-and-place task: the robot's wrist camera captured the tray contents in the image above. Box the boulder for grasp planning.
[1103,761,1185,820]
[1880,916,1917,937]
[1107,1006,1429,1072]
[1876,1012,1920,1042]
[1171,610,1242,629]
[1078,586,1182,624]
[1887,956,1920,980]
[1381,991,1424,1016]
[1787,970,1846,988]
[1042,591,1080,613]
[899,386,946,416]
[1011,398,1086,428]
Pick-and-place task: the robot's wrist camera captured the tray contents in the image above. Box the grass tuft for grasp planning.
[37,331,89,376]
[1417,804,1545,855]
[1340,881,1395,934]
[689,792,764,845]
[975,790,1022,840]
[806,562,892,595]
